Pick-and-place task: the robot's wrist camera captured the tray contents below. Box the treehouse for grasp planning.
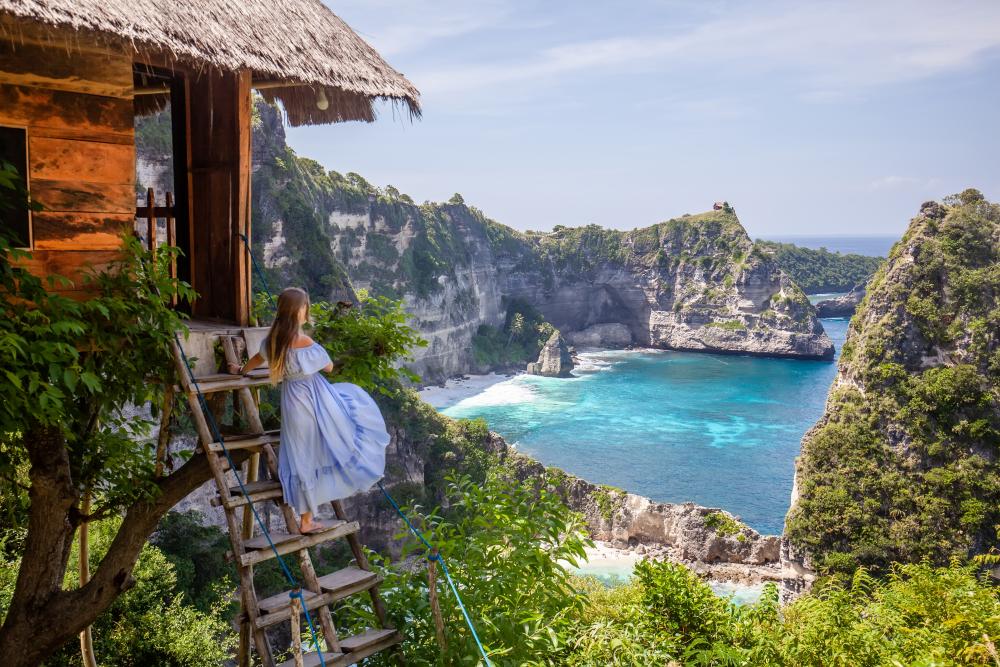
[0,0,419,325]
[0,3,423,665]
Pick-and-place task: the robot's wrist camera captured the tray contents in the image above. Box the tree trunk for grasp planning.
[0,425,79,664]
[0,435,246,667]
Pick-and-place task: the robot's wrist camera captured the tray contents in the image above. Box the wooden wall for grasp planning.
[185,69,253,324]
[0,27,134,295]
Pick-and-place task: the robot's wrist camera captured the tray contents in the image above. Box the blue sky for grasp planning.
[286,0,1000,238]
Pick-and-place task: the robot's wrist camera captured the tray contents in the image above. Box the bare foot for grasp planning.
[299,519,326,534]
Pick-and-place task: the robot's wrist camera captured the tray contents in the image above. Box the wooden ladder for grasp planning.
[171,325,403,667]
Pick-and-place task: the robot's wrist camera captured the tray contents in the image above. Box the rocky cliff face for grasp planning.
[137,102,832,382]
[233,102,831,382]
[782,191,1000,599]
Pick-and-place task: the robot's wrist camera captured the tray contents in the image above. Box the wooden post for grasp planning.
[233,69,253,326]
[165,191,177,306]
[78,493,98,667]
[290,591,304,667]
[427,548,448,654]
[146,187,156,252]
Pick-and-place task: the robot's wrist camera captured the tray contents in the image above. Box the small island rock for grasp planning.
[527,331,574,377]
[815,283,866,318]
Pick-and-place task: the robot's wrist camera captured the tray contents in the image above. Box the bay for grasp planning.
[440,319,850,535]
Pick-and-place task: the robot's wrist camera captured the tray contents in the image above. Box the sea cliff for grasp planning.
[221,102,831,381]
[782,191,1000,599]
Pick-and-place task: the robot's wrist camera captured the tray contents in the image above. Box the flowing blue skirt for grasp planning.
[275,347,389,514]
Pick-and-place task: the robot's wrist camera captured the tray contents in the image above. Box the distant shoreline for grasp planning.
[761,234,896,257]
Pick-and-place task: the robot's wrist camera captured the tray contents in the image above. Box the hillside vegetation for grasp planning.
[785,190,1000,576]
[756,240,885,293]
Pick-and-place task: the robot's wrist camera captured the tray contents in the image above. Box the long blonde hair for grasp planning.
[268,287,310,384]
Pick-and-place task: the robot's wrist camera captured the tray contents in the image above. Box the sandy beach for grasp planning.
[418,372,519,409]
[570,540,767,603]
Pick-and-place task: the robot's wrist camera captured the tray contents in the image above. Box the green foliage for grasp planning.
[308,293,428,393]
[151,511,237,614]
[703,511,742,537]
[471,299,556,368]
[0,234,193,521]
[334,473,591,666]
[566,559,1000,666]
[787,192,1000,575]
[592,485,623,521]
[374,388,504,498]
[563,577,678,665]
[135,107,174,157]
[755,240,885,293]
[0,517,235,666]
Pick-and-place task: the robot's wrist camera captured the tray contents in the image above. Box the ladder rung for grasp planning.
[340,628,403,657]
[212,480,284,508]
[180,373,273,394]
[274,631,401,667]
[276,651,344,667]
[255,567,382,629]
[229,480,282,496]
[316,566,380,596]
[207,430,280,453]
[257,588,320,615]
[243,531,301,550]
[240,521,360,567]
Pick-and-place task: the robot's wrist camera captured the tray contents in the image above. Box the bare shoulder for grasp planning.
[292,334,315,349]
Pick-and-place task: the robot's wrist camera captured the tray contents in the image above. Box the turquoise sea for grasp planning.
[440,318,850,536]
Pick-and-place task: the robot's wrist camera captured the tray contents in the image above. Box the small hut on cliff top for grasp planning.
[0,0,419,324]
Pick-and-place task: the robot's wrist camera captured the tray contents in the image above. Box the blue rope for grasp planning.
[238,233,276,310]
[376,482,493,666]
[174,334,326,667]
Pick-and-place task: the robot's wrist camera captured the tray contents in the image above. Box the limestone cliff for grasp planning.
[236,102,831,382]
[782,191,1000,599]
[137,101,832,382]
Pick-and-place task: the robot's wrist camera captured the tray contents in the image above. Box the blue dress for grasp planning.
[259,339,390,515]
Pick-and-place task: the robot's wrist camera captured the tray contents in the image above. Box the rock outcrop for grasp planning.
[565,323,632,348]
[527,331,574,377]
[815,283,866,318]
[782,190,1000,601]
[504,454,780,570]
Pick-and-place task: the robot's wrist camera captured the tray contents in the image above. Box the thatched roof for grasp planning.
[0,0,420,125]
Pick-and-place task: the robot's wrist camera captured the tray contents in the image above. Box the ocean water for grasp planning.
[441,319,850,536]
[807,291,847,305]
[765,235,896,257]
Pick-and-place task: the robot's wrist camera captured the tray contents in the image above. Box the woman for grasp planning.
[230,287,389,534]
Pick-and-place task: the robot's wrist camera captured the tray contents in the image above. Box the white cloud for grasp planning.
[327,0,522,56]
[410,0,1000,99]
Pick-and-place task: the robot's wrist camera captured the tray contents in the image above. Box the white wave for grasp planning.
[449,377,536,408]
[419,372,512,409]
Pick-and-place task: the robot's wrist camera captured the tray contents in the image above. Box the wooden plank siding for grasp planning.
[0,30,134,294]
[186,69,253,324]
